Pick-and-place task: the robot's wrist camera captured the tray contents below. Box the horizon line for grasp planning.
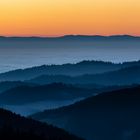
[0,34,140,38]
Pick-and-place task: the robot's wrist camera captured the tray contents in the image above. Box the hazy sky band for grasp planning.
[0,0,140,36]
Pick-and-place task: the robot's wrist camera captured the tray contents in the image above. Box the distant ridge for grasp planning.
[0,60,140,81]
[0,35,140,41]
[0,60,140,82]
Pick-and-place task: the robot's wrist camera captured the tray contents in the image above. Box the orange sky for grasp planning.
[0,0,140,37]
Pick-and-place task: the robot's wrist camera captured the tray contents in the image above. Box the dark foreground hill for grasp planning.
[0,108,83,140]
[31,85,140,140]
[0,60,140,81]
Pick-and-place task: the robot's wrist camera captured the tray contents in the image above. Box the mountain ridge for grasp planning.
[0,108,83,140]
[31,85,140,140]
[0,60,140,81]
[29,65,140,86]
[0,35,140,40]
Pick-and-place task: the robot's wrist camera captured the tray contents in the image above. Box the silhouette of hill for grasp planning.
[0,35,140,41]
[0,82,133,106]
[0,82,132,116]
[0,108,83,140]
[29,65,140,86]
[78,65,140,85]
[0,81,38,94]
[0,83,96,105]
[0,60,140,81]
[31,85,140,140]
[0,61,121,81]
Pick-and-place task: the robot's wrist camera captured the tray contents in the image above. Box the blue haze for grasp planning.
[0,38,140,73]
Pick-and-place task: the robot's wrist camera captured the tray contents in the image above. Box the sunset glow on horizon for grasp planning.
[0,0,140,37]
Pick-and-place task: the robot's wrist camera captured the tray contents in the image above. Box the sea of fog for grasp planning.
[0,98,83,116]
[0,40,140,73]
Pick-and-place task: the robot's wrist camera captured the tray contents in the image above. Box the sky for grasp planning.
[0,0,140,37]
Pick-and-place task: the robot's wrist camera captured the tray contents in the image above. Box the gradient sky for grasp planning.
[0,0,140,36]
